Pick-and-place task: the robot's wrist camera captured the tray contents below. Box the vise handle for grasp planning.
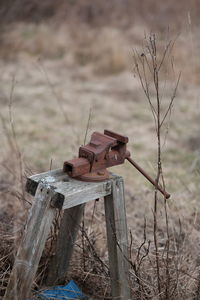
[63,129,170,199]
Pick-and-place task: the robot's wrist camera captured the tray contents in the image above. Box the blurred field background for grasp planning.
[0,1,200,299]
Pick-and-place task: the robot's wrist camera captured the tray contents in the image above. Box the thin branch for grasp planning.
[83,107,92,145]
[158,41,172,71]
[160,72,181,128]
[8,76,25,203]
[37,59,69,124]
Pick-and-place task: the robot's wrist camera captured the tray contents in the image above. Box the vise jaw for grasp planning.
[63,130,130,181]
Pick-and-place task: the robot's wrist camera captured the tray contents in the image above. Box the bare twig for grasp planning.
[133,33,180,299]
[160,72,181,128]
[37,59,69,124]
[83,107,92,145]
[8,76,25,203]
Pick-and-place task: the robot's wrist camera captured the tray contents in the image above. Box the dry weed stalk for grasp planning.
[133,33,180,299]
[0,78,28,299]
[0,76,26,205]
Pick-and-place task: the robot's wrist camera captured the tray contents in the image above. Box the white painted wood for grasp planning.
[25,169,67,197]
[4,183,56,300]
[104,177,131,300]
[26,169,113,209]
[46,203,85,285]
[54,179,111,209]
[28,168,66,185]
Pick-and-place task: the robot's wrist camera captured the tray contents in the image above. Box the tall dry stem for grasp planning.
[133,33,180,298]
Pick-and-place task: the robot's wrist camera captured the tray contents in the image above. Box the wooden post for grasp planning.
[104,177,131,300]
[4,169,130,300]
[46,203,85,285]
[4,183,56,300]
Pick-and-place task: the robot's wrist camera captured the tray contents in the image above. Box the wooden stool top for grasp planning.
[26,169,122,210]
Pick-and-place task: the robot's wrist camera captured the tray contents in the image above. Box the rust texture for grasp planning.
[63,129,170,198]
[63,129,130,181]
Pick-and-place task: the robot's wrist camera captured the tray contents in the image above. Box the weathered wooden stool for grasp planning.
[4,169,131,300]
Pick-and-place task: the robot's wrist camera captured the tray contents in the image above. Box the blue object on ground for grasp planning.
[31,280,85,299]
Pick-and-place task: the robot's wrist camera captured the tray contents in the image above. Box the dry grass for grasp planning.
[0,2,200,299]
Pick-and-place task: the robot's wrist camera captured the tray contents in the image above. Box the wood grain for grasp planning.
[26,169,113,209]
[104,177,131,300]
[46,203,85,285]
[4,183,56,300]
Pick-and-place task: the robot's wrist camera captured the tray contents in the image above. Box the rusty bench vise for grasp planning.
[63,129,170,199]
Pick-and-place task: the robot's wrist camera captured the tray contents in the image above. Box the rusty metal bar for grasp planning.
[126,157,170,199]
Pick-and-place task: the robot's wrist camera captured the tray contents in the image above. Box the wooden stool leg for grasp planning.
[4,183,56,300]
[104,178,131,300]
[46,203,85,285]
